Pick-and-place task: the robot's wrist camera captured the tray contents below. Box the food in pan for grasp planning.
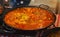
[4,7,55,30]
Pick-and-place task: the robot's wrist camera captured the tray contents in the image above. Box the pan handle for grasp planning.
[46,23,56,29]
[39,4,49,10]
